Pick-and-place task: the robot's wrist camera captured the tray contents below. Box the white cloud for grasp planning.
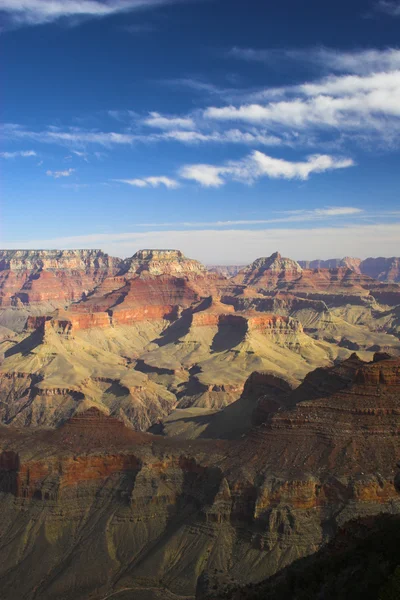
[144,112,195,130]
[204,67,400,141]
[180,151,354,187]
[2,124,138,147]
[180,164,226,187]
[0,150,36,158]
[282,207,362,217]
[46,168,75,178]
[0,0,196,26]
[228,47,400,75]
[252,151,354,180]
[159,128,282,146]
[114,176,180,189]
[3,223,400,263]
[2,123,283,149]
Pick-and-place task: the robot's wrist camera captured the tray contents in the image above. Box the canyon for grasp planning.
[0,248,399,599]
[0,353,399,599]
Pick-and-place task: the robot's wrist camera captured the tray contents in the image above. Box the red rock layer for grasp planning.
[0,250,121,306]
[247,354,400,478]
[233,252,303,288]
[120,249,207,276]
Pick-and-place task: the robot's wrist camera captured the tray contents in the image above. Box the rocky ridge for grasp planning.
[0,249,121,307]
[299,256,400,283]
[0,354,399,599]
[1,249,400,431]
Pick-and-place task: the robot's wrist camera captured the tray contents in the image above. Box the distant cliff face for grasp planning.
[360,256,400,283]
[233,252,303,287]
[207,265,245,278]
[0,249,121,271]
[0,249,122,306]
[299,257,362,272]
[120,248,208,276]
[299,256,400,283]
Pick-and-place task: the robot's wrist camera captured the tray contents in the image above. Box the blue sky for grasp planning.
[1,0,400,263]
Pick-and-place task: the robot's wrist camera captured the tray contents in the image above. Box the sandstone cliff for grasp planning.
[120,249,208,276]
[233,251,303,288]
[0,249,121,307]
[0,355,399,599]
[299,256,400,283]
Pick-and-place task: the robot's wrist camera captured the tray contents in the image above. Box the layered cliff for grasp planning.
[0,249,121,307]
[0,355,399,600]
[120,249,208,276]
[233,252,303,288]
[299,256,400,283]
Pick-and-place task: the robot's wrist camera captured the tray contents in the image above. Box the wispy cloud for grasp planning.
[2,125,138,147]
[114,176,180,188]
[374,1,400,16]
[128,207,364,227]
[46,168,75,178]
[2,123,284,149]
[143,112,195,130]
[228,47,400,75]
[180,151,354,187]
[0,0,200,27]
[0,150,37,158]
[158,128,283,145]
[204,72,400,145]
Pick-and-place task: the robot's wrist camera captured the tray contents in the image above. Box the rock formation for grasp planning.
[207,265,245,278]
[233,251,303,288]
[299,256,400,283]
[299,257,362,272]
[0,354,399,599]
[360,256,400,283]
[1,248,400,432]
[0,249,121,307]
[120,248,207,276]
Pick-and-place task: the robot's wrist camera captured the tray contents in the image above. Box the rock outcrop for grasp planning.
[360,256,400,283]
[299,257,362,272]
[233,251,303,288]
[120,248,207,276]
[0,355,399,600]
[207,265,245,278]
[299,256,400,283]
[0,249,121,306]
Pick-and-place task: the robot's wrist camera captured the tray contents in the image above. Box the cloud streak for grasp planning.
[228,47,400,75]
[114,176,180,188]
[46,168,75,178]
[0,0,198,26]
[180,151,354,187]
[2,123,283,149]
[0,150,37,158]
[143,112,195,130]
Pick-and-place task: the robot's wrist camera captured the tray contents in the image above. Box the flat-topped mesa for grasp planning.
[233,251,303,288]
[0,249,121,272]
[299,257,362,272]
[119,248,207,277]
[299,256,400,282]
[0,249,122,307]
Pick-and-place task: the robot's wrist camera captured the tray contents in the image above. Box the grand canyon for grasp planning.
[0,247,399,599]
[4,0,400,596]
